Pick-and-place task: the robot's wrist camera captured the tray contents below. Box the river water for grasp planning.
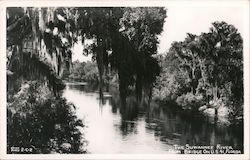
[63,83,243,154]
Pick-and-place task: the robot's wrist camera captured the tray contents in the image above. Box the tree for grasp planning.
[169,35,201,95]
[197,22,243,116]
[7,7,77,95]
[74,7,167,104]
[206,21,242,102]
[119,7,167,103]
[6,7,86,153]
[154,21,243,117]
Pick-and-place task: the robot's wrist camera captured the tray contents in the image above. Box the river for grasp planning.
[63,83,243,154]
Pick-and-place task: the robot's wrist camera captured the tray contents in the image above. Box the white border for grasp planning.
[0,0,249,160]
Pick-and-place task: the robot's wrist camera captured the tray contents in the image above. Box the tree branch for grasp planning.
[7,15,29,32]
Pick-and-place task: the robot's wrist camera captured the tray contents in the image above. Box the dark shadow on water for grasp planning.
[119,97,140,136]
[112,92,243,152]
[66,83,244,153]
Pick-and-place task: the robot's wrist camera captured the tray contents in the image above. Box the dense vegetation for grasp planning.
[63,60,99,83]
[7,7,87,153]
[7,81,86,153]
[153,21,243,124]
[73,7,167,103]
[6,6,243,154]
[7,7,167,153]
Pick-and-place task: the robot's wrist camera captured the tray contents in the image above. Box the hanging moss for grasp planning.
[43,31,53,54]
[12,51,66,95]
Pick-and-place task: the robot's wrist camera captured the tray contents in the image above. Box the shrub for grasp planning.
[7,81,87,154]
[176,92,204,110]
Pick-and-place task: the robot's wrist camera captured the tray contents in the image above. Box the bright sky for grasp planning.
[72,38,92,62]
[72,4,246,62]
[158,5,245,53]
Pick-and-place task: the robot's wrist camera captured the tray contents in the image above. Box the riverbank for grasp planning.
[64,79,242,127]
[64,81,88,86]
[62,83,243,153]
[155,97,243,127]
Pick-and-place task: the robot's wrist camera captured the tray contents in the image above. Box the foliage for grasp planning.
[70,7,167,102]
[153,52,190,102]
[7,81,86,154]
[153,68,183,101]
[7,7,88,154]
[6,8,167,153]
[67,61,86,80]
[8,52,65,95]
[120,7,166,55]
[176,92,204,110]
[7,8,75,77]
[119,7,167,101]
[67,61,99,83]
[82,61,99,82]
[153,21,243,119]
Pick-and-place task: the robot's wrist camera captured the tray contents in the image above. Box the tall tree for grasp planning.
[119,7,167,102]
[154,21,243,116]
[75,7,167,104]
[7,7,167,104]
[74,7,124,100]
[197,21,243,103]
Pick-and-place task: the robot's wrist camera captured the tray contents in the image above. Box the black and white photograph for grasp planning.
[0,0,249,159]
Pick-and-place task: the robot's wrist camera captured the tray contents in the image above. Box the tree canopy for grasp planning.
[7,7,167,104]
[153,21,243,117]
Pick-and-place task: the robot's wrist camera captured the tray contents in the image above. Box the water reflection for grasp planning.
[63,84,243,154]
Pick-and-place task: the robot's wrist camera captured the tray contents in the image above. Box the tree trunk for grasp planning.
[96,38,104,102]
[199,59,206,87]
[135,73,142,103]
[213,81,218,101]
[118,72,127,107]
[148,85,153,107]
[213,80,218,122]
[191,67,196,94]
[105,65,110,92]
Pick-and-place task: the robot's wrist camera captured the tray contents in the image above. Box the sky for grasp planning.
[157,5,245,54]
[72,4,246,62]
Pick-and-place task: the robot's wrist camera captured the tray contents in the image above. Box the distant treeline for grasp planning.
[63,60,99,83]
